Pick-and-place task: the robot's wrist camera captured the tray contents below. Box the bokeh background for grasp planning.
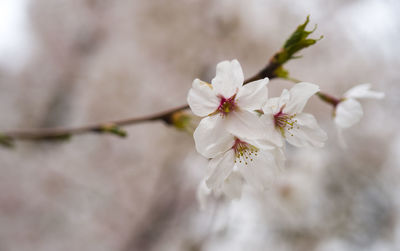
[0,0,399,250]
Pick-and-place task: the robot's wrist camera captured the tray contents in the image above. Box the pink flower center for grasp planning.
[217,94,237,116]
[232,138,259,165]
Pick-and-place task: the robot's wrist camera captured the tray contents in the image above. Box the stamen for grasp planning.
[274,107,299,137]
[232,138,259,166]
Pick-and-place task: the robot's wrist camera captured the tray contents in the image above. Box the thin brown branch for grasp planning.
[0,58,279,144]
[0,16,327,146]
[1,104,189,141]
[244,54,281,84]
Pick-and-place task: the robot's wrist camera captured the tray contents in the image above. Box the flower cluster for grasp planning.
[188,59,327,201]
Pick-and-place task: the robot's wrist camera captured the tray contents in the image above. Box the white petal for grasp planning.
[211,59,244,97]
[273,147,286,170]
[259,113,283,147]
[225,110,265,140]
[277,89,290,111]
[187,79,220,116]
[285,113,327,147]
[249,138,276,151]
[238,149,279,190]
[206,150,235,190]
[263,88,291,114]
[334,99,363,129]
[236,78,269,110]
[197,179,212,210]
[284,82,320,114]
[336,127,348,149]
[248,140,286,169]
[262,97,281,114]
[344,83,385,99]
[193,115,235,158]
[222,171,244,200]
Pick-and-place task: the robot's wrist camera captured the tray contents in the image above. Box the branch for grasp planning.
[0,64,275,145]
[0,16,321,146]
[0,104,189,144]
[243,55,281,84]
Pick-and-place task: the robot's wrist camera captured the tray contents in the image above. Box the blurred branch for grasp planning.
[0,104,188,144]
[0,16,322,146]
[0,59,278,145]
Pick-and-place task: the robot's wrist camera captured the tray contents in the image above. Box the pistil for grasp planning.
[217,94,237,116]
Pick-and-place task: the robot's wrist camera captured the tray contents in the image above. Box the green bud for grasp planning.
[97,124,127,137]
[171,111,196,134]
[274,66,289,79]
[0,133,14,148]
[281,15,323,64]
[270,16,322,80]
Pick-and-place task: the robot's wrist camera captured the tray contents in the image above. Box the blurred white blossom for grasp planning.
[197,171,244,209]
[335,83,384,128]
[334,83,384,147]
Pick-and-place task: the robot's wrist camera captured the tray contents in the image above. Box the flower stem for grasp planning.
[282,76,341,107]
[316,92,341,107]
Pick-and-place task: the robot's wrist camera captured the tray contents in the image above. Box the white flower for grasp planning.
[202,132,284,196]
[334,83,384,129]
[197,171,244,209]
[334,83,384,147]
[260,82,327,148]
[188,59,269,155]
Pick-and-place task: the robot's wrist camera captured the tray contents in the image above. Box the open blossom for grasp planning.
[195,127,284,196]
[333,83,384,147]
[334,83,384,129]
[260,82,327,148]
[187,59,269,152]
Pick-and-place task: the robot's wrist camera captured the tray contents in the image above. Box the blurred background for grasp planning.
[0,0,399,250]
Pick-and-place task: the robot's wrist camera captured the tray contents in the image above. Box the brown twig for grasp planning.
[0,59,339,145]
[1,104,189,141]
[1,16,326,145]
[244,53,281,84]
[0,60,278,144]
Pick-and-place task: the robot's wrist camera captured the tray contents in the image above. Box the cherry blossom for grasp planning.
[196,130,284,197]
[187,59,269,148]
[334,83,384,147]
[334,83,384,129]
[260,82,327,148]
